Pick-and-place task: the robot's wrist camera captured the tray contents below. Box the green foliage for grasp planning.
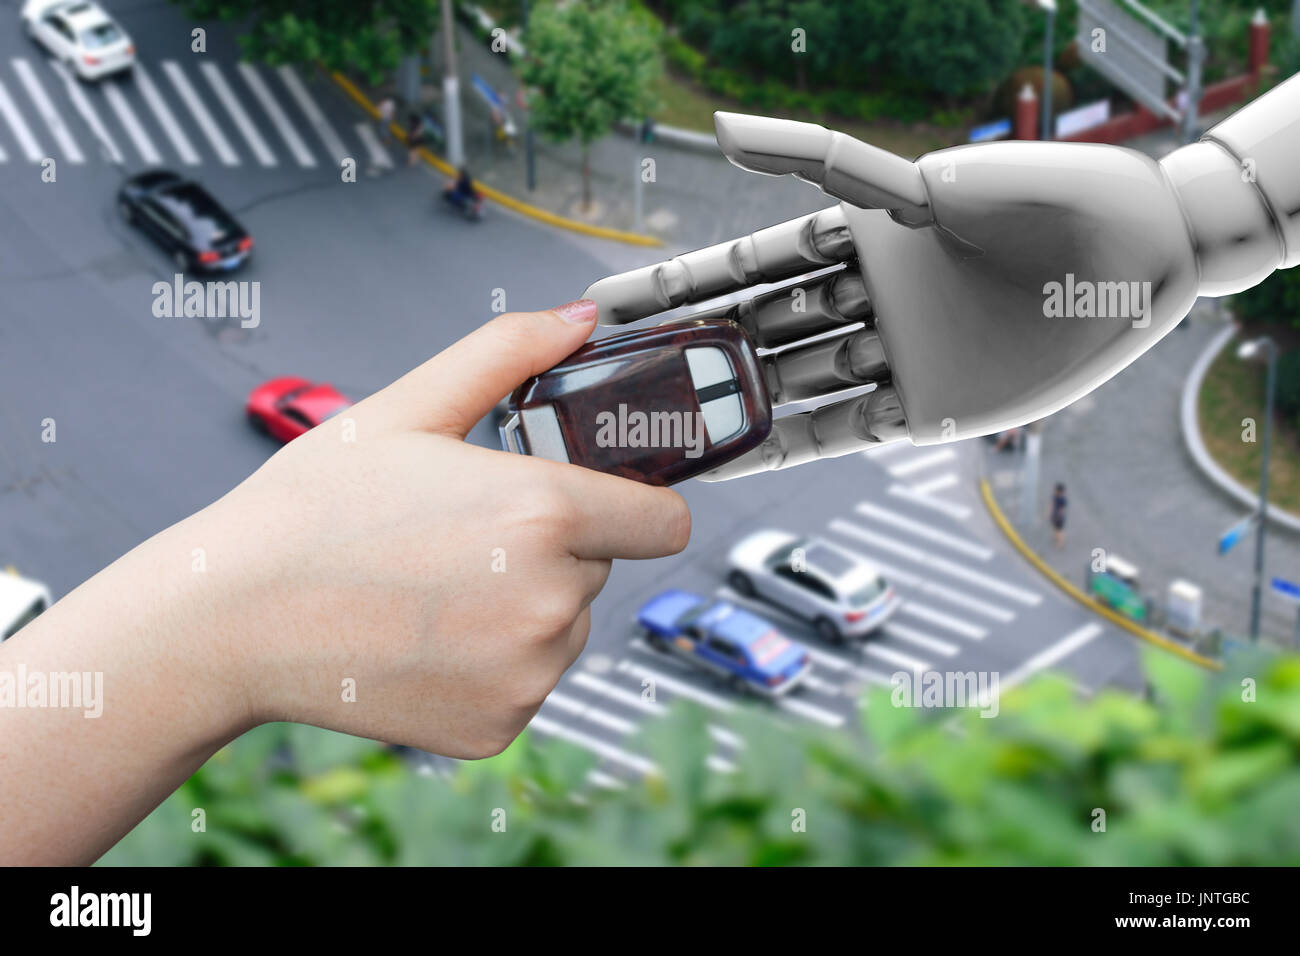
[521,0,663,147]
[98,653,1300,866]
[169,0,441,83]
[1234,266,1300,333]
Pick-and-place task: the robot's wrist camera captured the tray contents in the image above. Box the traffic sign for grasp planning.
[1218,513,1258,555]
[1271,577,1300,603]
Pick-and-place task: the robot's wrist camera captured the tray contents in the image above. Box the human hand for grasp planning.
[584,76,1299,479]
[188,301,691,758]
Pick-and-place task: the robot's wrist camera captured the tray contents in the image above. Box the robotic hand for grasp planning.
[582,71,1300,482]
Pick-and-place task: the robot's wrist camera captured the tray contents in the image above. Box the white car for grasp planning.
[727,529,899,643]
[21,0,135,81]
[0,570,52,641]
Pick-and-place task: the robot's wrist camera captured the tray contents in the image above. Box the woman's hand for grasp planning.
[0,300,691,863]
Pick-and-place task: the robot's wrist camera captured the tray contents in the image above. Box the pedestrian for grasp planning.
[406,112,427,166]
[1050,482,1068,549]
[377,96,396,146]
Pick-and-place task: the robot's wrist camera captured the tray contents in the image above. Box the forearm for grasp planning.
[0,505,258,865]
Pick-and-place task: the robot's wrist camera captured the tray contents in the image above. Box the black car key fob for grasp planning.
[500,319,773,486]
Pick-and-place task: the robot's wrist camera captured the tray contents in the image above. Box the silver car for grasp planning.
[726,530,899,643]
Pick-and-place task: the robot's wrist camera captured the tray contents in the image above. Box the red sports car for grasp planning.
[247,377,352,443]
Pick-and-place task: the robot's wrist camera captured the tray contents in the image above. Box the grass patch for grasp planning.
[649,70,957,159]
[1198,332,1300,515]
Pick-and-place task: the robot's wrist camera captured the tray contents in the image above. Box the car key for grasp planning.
[500,319,772,486]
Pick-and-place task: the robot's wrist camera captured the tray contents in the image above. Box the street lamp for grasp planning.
[1237,334,1278,641]
[1039,0,1057,141]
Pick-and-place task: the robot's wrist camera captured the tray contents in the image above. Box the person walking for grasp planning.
[377,96,396,146]
[406,112,427,166]
[1050,482,1068,549]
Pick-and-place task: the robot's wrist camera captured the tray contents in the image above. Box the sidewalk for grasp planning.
[985,303,1300,648]
[356,21,840,251]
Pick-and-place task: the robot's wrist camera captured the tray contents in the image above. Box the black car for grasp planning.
[118,170,253,272]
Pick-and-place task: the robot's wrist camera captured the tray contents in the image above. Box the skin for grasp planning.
[0,303,691,865]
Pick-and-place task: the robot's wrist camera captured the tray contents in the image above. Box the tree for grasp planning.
[169,0,440,83]
[521,0,662,211]
[99,650,1300,866]
[894,0,1028,99]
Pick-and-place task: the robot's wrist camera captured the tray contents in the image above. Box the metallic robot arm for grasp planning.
[583,71,1300,481]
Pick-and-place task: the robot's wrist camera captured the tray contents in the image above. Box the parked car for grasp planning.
[247,377,351,443]
[1,570,52,641]
[118,170,253,272]
[727,530,899,643]
[21,0,135,81]
[637,589,811,696]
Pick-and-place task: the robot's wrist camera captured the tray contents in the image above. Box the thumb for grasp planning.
[379,300,599,436]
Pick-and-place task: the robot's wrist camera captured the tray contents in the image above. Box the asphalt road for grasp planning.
[0,0,1143,784]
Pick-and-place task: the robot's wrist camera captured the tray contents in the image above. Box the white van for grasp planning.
[0,571,52,641]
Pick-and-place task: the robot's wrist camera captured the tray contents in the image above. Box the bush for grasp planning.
[1276,349,1300,418]
[98,650,1300,866]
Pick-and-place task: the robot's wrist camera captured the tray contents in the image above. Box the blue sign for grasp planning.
[1218,514,1257,555]
[968,118,1012,143]
[471,74,505,111]
[1272,577,1300,602]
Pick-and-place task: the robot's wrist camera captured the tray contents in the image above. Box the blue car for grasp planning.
[637,589,812,696]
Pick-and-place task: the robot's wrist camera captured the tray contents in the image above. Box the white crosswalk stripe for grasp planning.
[12,58,83,162]
[982,623,1104,705]
[888,448,956,477]
[200,62,276,166]
[277,65,349,164]
[0,78,42,161]
[237,62,315,167]
[863,642,931,674]
[162,60,239,165]
[529,715,658,776]
[356,121,392,169]
[911,472,958,496]
[854,501,993,561]
[883,622,960,657]
[897,601,987,640]
[888,482,972,520]
[830,519,1042,606]
[50,60,122,164]
[102,80,162,164]
[543,692,637,735]
[133,63,200,165]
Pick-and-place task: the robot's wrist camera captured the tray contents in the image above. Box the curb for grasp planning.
[329,72,665,248]
[979,479,1223,671]
[1180,322,1300,534]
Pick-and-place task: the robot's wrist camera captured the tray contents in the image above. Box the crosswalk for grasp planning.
[524,443,1112,785]
[0,55,388,171]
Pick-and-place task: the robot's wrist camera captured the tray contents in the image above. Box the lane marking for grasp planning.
[863,642,931,674]
[237,62,315,167]
[543,692,637,735]
[569,670,743,749]
[162,60,239,164]
[102,79,161,164]
[827,537,1015,622]
[355,120,392,168]
[278,65,349,164]
[0,79,42,161]
[776,694,845,728]
[529,715,657,776]
[987,622,1104,704]
[889,482,972,520]
[133,63,200,164]
[200,61,275,166]
[897,601,988,640]
[830,519,1042,606]
[888,447,956,477]
[882,622,960,657]
[911,472,958,496]
[854,501,993,561]
[12,58,83,162]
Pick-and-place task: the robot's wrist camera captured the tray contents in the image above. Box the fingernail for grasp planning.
[551,299,599,324]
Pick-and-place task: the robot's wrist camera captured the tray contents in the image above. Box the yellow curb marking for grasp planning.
[330,71,665,248]
[979,478,1222,671]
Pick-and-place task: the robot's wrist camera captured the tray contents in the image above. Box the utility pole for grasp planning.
[1182,0,1204,144]
[440,0,465,167]
[521,0,535,191]
[1239,336,1277,642]
[1039,0,1057,140]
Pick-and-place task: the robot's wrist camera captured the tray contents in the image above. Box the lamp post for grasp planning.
[1039,0,1057,140]
[1237,335,1278,641]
